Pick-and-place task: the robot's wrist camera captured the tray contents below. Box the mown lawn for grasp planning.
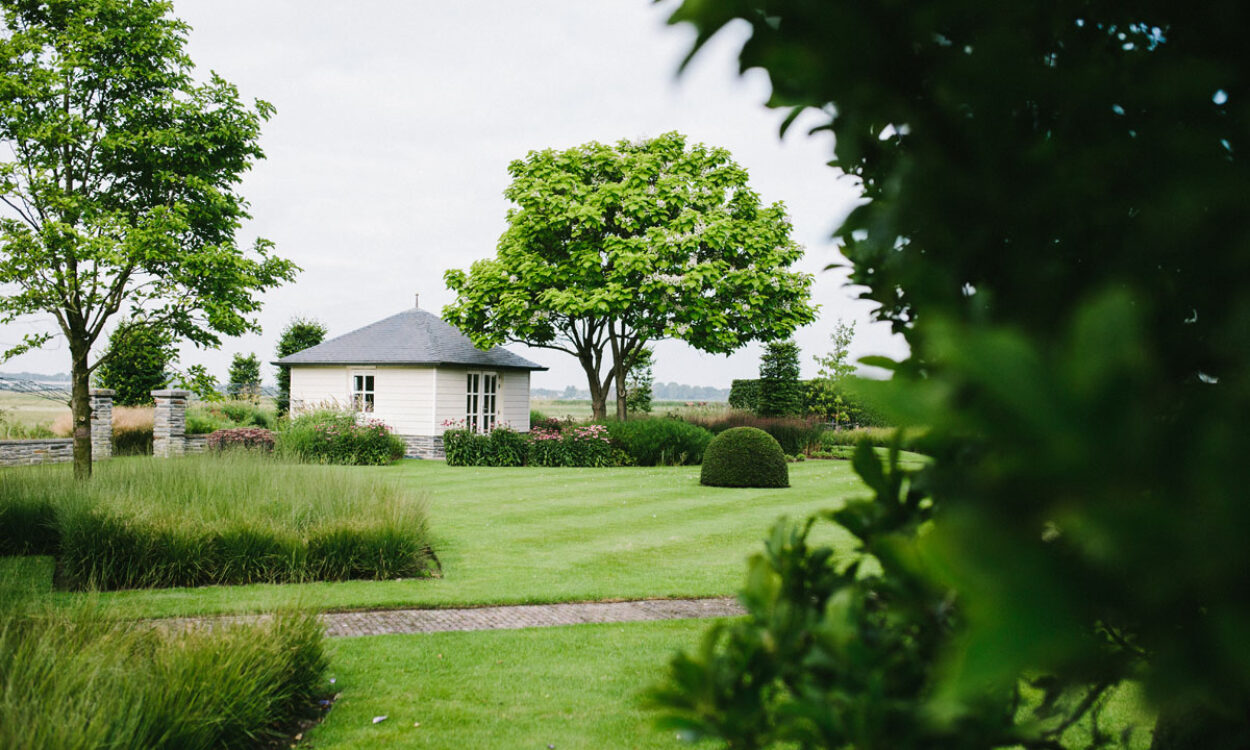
[33,458,871,618]
[310,617,1154,750]
[310,619,709,750]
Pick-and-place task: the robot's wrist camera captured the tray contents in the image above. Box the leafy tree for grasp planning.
[624,346,654,415]
[652,2,1250,748]
[274,317,327,415]
[0,0,297,478]
[227,352,261,402]
[94,322,175,406]
[444,132,815,420]
[807,319,856,427]
[756,340,801,417]
[172,364,220,403]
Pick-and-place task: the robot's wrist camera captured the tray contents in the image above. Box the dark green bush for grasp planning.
[700,427,789,488]
[605,418,712,466]
[277,411,405,466]
[443,427,488,466]
[484,426,527,466]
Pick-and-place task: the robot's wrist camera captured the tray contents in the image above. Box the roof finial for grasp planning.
[414,293,419,309]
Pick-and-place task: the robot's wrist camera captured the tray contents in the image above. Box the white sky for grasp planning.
[1,0,907,389]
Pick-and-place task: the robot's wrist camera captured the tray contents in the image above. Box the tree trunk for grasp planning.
[614,362,628,421]
[582,360,608,421]
[69,341,93,480]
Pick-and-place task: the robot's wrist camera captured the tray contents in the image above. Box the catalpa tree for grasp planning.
[0,0,296,477]
[444,132,815,420]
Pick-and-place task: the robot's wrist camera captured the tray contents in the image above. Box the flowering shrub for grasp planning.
[562,423,613,467]
[444,420,615,468]
[206,427,275,453]
[277,411,405,466]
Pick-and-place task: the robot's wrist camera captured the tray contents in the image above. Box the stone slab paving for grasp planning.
[156,597,746,639]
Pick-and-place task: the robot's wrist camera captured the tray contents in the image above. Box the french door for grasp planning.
[466,371,498,432]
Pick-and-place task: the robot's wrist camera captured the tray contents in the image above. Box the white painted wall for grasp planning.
[501,370,531,432]
[291,364,532,436]
[289,366,350,413]
[434,368,466,433]
[369,367,435,434]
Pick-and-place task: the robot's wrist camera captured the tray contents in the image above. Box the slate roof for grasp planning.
[274,307,547,371]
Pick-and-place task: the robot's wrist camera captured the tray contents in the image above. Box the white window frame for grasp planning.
[351,372,375,413]
[466,371,498,433]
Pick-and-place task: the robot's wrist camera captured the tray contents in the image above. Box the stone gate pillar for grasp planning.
[152,389,190,458]
[89,388,115,461]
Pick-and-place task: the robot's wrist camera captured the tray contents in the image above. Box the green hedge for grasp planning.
[700,427,790,488]
[690,412,826,455]
[727,378,889,428]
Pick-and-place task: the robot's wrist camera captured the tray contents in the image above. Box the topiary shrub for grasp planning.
[700,427,789,488]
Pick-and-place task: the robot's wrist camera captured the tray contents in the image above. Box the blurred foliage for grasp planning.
[654,1,1250,748]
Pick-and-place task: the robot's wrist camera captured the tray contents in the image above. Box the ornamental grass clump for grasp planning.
[0,595,327,750]
[700,426,790,488]
[277,410,406,465]
[0,454,436,590]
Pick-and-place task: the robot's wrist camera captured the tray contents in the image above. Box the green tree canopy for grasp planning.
[94,322,174,406]
[0,0,296,477]
[275,317,327,415]
[652,2,1250,748]
[227,352,260,402]
[756,339,801,417]
[444,132,815,420]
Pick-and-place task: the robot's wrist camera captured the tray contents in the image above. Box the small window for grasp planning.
[352,373,375,412]
[466,371,498,432]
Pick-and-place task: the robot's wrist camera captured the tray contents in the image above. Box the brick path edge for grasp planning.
[155,597,747,638]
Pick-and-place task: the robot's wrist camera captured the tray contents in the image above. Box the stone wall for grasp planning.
[398,434,444,460]
[0,389,115,468]
[0,438,74,467]
[185,435,208,454]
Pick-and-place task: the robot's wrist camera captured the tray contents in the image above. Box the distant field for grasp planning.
[0,391,69,431]
[531,398,730,421]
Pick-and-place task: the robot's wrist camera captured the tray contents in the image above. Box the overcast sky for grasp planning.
[1,0,907,389]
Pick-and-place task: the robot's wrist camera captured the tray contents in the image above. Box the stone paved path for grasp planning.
[159,597,745,638]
